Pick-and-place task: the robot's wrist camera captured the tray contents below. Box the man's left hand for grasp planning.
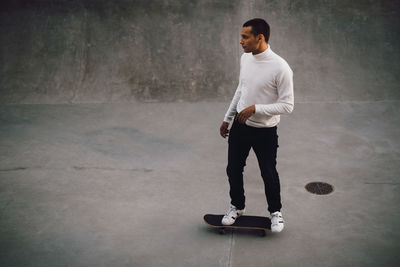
[236,105,256,124]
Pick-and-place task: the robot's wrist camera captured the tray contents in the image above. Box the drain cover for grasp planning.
[305,182,334,195]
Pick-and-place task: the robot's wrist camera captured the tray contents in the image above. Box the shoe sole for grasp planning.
[271,226,284,232]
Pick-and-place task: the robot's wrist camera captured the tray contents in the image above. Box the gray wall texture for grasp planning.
[1,0,399,104]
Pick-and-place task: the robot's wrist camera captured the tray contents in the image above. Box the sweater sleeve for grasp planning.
[223,54,245,123]
[223,80,242,123]
[254,65,294,116]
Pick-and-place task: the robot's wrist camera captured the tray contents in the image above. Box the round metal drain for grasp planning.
[305,182,334,195]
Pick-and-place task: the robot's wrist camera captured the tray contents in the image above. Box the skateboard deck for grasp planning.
[204,214,271,236]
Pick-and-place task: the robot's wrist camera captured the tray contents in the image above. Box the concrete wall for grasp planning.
[1,0,399,104]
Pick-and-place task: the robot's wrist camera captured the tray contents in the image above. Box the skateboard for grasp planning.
[203,214,271,236]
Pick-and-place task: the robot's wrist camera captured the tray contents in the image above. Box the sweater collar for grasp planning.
[251,44,272,61]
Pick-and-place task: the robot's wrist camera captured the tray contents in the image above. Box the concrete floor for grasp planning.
[1,1,399,266]
[0,101,399,266]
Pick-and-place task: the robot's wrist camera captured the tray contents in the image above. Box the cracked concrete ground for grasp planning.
[0,101,399,266]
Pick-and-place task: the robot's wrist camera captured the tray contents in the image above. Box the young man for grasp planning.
[219,18,294,233]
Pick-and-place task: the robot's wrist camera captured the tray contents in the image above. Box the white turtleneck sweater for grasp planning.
[223,44,294,128]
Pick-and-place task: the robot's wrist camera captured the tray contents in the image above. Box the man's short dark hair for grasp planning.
[243,18,270,43]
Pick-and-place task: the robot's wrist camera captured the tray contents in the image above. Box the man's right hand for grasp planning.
[220,121,230,138]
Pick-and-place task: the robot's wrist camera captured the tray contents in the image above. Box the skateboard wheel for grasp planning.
[219,228,226,235]
[260,230,266,237]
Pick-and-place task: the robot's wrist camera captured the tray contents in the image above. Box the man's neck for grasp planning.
[252,43,268,55]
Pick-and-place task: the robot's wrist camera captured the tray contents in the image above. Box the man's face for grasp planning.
[240,26,261,53]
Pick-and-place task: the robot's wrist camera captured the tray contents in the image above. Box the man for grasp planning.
[220,18,294,233]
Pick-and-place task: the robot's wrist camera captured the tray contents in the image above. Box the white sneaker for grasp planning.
[270,211,284,232]
[221,205,245,225]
